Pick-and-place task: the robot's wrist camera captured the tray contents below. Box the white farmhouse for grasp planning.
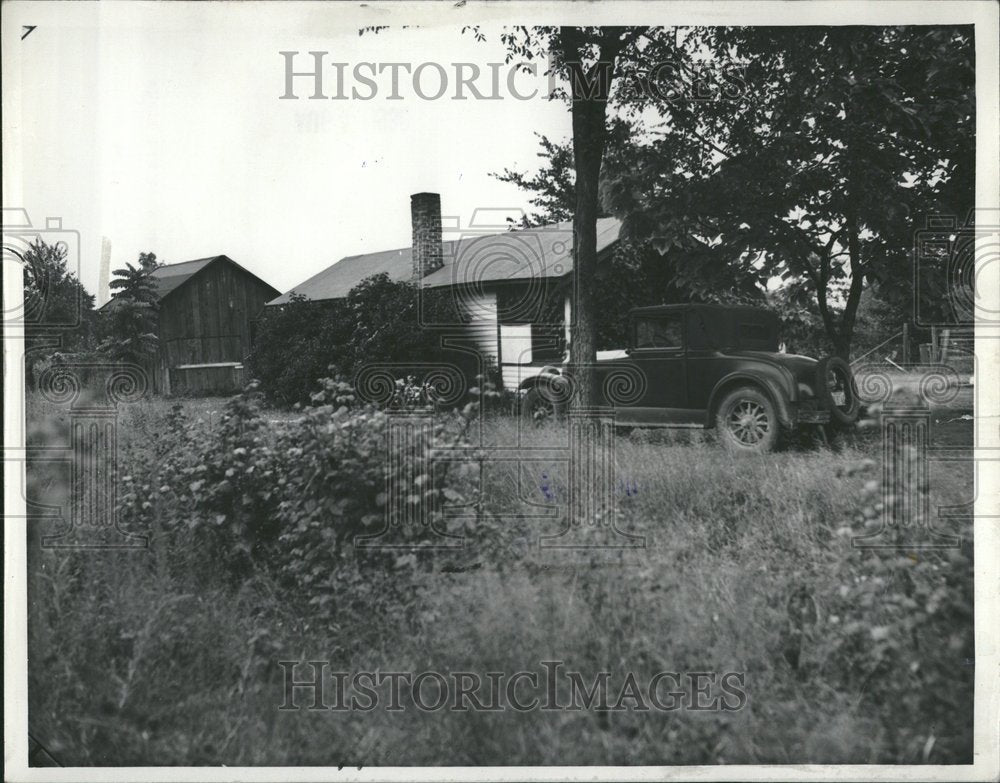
[267,192,622,390]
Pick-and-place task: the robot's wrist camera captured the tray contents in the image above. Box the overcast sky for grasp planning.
[3,3,574,302]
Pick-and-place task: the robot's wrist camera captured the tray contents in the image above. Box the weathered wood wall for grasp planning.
[155,260,277,394]
[170,364,246,396]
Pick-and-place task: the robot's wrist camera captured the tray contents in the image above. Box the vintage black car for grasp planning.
[520,304,860,453]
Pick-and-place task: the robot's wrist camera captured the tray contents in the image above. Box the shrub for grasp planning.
[248,275,476,405]
[119,392,284,581]
[813,454,974,761]
[116,379,489,604]
[245,293,347,406]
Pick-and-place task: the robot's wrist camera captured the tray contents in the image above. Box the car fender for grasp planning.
[706,371,795,429]
[517,365,563,392]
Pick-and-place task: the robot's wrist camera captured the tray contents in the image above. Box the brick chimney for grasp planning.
[411,192,443,280]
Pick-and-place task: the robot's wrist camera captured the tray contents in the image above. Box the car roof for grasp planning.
[629,303,774,318]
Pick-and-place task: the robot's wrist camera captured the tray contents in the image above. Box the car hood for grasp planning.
[595,348,817,366]
[594,348,819,378]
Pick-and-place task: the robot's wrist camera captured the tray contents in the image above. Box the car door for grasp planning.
[624,312,690,423]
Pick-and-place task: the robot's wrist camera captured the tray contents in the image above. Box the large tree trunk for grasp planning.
[811,214,864,361]
[828,134,865,360]
[836,199,865,361]
[569,97,605,407]
[815,263,863,361]
[561,27,620,409]
[835,283,863,360]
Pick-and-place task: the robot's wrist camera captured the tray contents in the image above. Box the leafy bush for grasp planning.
[248,274,475,405]
[244,294,346,406]
[270,378,489,613]
[815,453,974,761]
[116,378,490,600]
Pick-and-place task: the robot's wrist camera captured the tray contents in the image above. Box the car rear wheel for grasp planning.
[715,386,782,454]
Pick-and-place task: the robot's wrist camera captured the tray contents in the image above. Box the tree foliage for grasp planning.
[491,26,973,359]
[98,253,162,363]
[492,132,766,349]
[601,25,974,357]
[492,133,580,227]
[21,239,97,387]
[473,24,752,399]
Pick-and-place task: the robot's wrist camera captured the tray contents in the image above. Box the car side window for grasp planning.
[635,315,683,350]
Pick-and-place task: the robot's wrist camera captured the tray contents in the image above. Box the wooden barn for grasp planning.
[120,255,279,395]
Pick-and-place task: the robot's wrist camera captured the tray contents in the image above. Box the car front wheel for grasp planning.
[521,387,563,426]
[715,386,782,454]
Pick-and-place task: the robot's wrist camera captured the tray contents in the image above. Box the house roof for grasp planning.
[267,246,414,306]
[99,255,280,309]
[267,217,622,305]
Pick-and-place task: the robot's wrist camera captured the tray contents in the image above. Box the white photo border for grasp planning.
[3,1,998,781]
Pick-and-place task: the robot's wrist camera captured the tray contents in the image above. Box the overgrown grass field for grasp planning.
[25,388,974,765]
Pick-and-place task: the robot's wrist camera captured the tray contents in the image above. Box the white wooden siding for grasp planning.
[458,290,499,369]
[499,324,533,389]
[459,288,571,391]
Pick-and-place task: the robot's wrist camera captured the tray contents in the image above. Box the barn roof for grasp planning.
[148,257,218,298]
[267,217,622,305]
[99,255,280,309]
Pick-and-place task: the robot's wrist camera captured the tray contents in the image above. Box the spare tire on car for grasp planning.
[815,356,860,426]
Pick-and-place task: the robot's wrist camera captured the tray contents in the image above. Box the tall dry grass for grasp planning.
[25,394,974,765]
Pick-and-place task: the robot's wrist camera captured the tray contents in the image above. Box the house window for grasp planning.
[531,323,564,362]
[634,315,683,350]
[497,285,566,364]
